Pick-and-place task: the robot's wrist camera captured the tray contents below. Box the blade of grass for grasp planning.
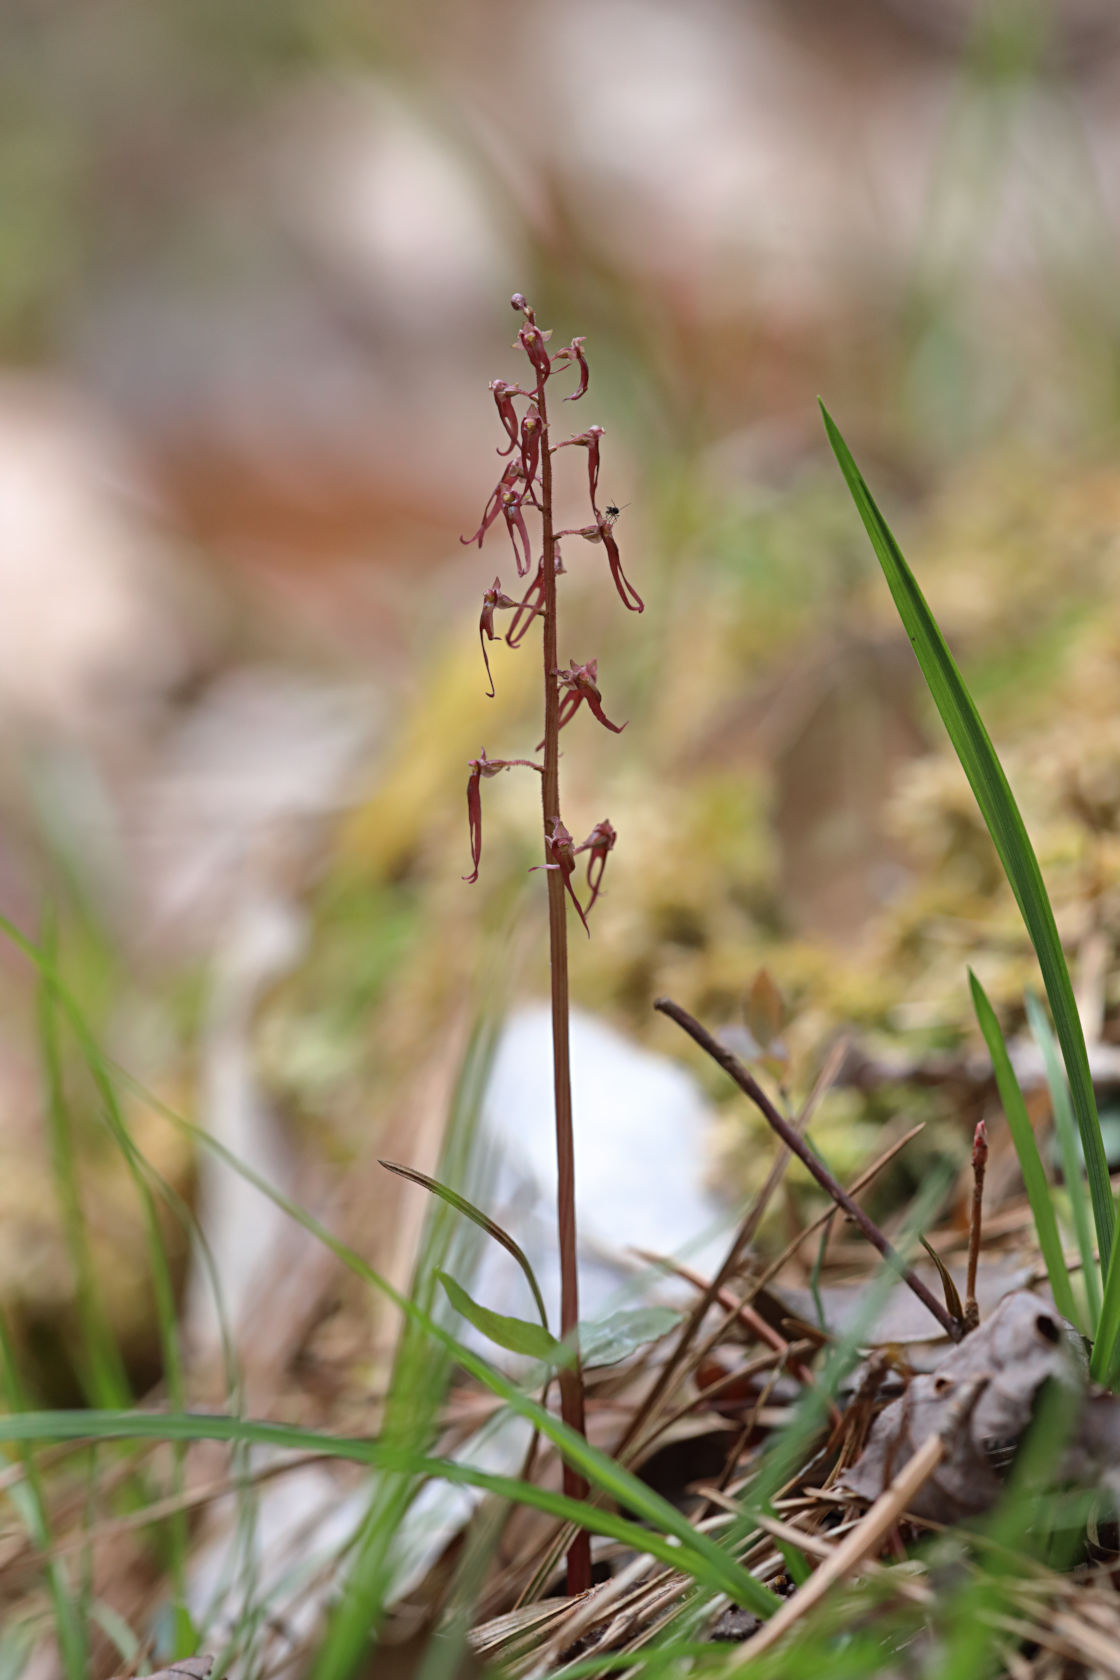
[36,910,131,1409]
[380,1159,550,1331]
[969,971,1080,1328]
[1025,991,1101,1326]
[0,1405,778,1617]
[822,403,1114,1274]
[0,1312,87,1680]
[1094,1240,1120,1386]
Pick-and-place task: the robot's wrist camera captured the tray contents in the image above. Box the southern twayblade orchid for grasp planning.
[575,818,616,914]
[538,658,626,748]
[553,425,604,509]
[530,819,590,936]
[478,578,520,697]
[462,749,542,883]
[455,295,646,1597]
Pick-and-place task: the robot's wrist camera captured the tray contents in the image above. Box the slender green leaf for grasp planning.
[438,1272,560,1361]
[381,1158,549,1330]
[0,1405,778,1616]
[969,972,1079,1326]
[1025,991,1101,1327]
[1094,1237,1120,1385]
[0,1313,87,1680]
[822,403,1114,1272]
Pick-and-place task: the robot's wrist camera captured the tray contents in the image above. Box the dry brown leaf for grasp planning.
[113,1660,214,1680]
[841,1292,1086,1522]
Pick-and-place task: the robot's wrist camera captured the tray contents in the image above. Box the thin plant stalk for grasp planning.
[537,378,590,1592]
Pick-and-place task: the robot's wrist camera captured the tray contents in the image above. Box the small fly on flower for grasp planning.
[602,500,629,526]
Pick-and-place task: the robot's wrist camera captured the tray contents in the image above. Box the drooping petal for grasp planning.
[600,518,644,613]
[490,379,523,456]
[479,578,519,697]
[463,760,483,882]
[501,491,532,575]
[553,427,605,509]
[576,819,616,913]
[551,337,589,400]
[507,560,548,648]
[461,461,521,548]
[463,750,543,882]
[540,820,589,936]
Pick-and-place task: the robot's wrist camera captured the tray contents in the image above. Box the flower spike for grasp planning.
[463,750,543,882]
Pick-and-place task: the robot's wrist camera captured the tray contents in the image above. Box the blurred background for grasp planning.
[5,0,1120,1413]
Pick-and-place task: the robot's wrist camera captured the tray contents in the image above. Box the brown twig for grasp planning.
[612,1037,848,1467]
[654,997,963,1342]
[965,1119,988,1331]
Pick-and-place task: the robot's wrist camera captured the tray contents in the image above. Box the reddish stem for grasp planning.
[538,368,592,1595]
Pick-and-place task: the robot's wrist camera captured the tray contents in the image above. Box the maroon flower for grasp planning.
[479,578,519,696]
[463,750,543,883]
[553,336,589,401]
[506,556,549,648]
[554,426,605,509]
[501,489,532,575]
[490,379,526,456]
[549,658,627,742]
[461,460,522,549]
[575,819,616,913]
[531,819,590,935]
[598,515,644,613]
[519,405,543,493]
[518,323,553,394]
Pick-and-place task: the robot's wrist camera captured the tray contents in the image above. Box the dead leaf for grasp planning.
[745,969,784,1054]
[841,1291,1086,1522]
[113,1660,214,1680]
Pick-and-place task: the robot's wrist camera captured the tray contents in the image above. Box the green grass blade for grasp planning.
[969,972,1079,1326]
[1025,991,1101,1326]
[380,1158,550,1331]
[0,1405,778,1616]
[0,1313,88,1680]
[1094,1236,1120,1385]
[822,403,1114,1273]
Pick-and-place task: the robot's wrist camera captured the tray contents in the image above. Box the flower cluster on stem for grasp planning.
[459,294,642,1596]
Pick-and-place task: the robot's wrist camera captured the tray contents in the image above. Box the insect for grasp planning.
[602,500,629,527]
